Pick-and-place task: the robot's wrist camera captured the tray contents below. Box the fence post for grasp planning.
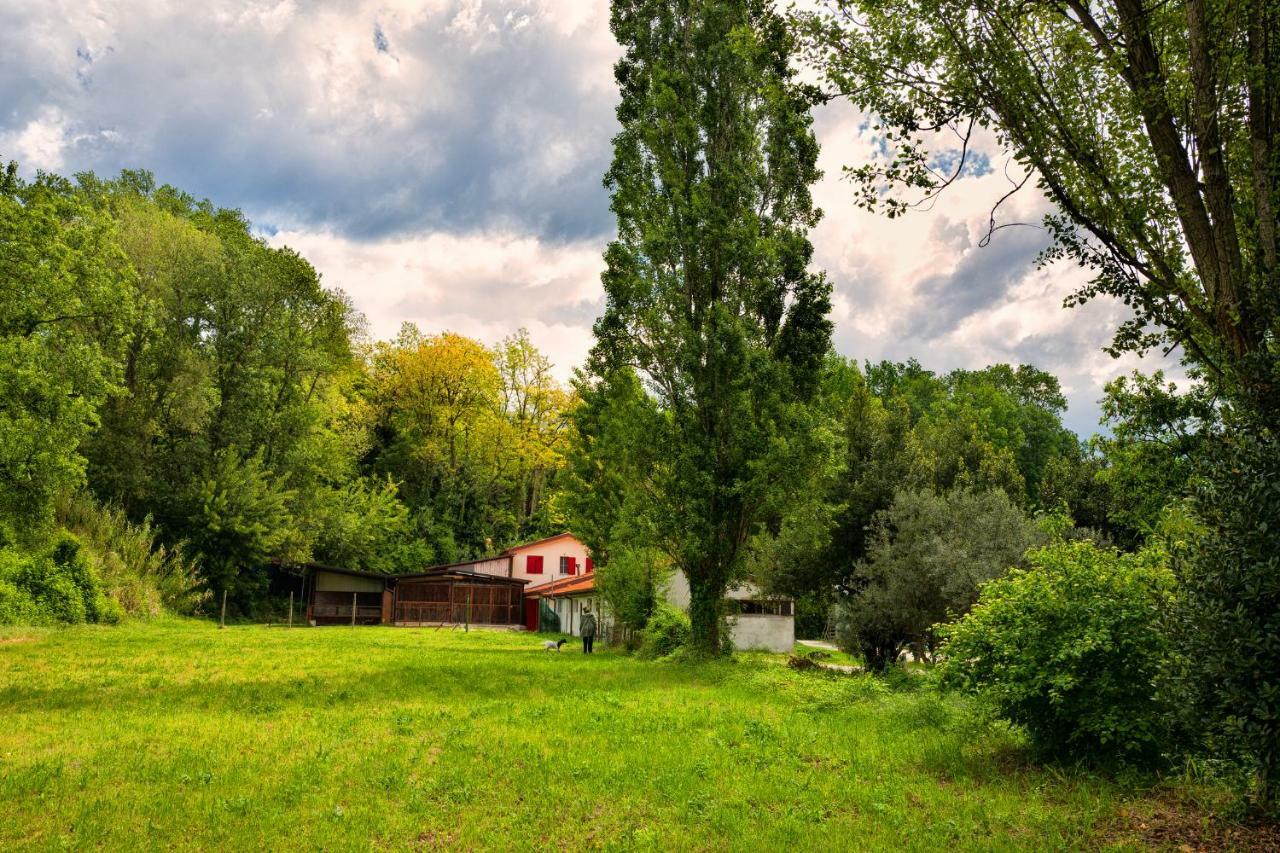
[288,591,294,628]
[351,592,357,627]
[220,589,227,629]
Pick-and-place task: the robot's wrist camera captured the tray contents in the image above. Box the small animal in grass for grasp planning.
[542,638,567,652]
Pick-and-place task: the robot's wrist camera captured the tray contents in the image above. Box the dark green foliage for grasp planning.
[940,539,1175,765]
[1166,429,1280,811]
[0,533,114,625]
[637,603,692,659]
[593,548,666,637]
[835,488,1039,671]
[559,368,663,568]
[1092,372,1215,544]
[592,0,834,654]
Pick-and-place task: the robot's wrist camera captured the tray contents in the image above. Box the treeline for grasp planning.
[1,165,573,621]
[563,352,1185,643]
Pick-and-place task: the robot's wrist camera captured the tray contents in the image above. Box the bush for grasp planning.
[594,547,667,638]
[0,534,109,625]
[637,603,691,659]
[1165,430,1280,811]
[58,493,206,617]
[939,539,1175,764]
[837,488,1040,671]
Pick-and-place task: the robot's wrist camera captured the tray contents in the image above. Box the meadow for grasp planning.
[0,621,1229,850]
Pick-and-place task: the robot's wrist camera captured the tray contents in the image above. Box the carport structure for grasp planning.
[303,564,527,628]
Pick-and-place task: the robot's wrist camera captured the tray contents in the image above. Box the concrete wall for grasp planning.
[664,572,794,653]
[510,535,591,584]
[726,614,795,653]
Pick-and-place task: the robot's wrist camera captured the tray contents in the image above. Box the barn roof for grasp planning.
[526,574,595,598]
[499,532,579,555]
[400,566,529,585]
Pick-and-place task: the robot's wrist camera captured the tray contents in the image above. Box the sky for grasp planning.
[0,0,1173,436]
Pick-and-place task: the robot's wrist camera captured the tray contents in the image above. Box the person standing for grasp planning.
[580,605,597,654]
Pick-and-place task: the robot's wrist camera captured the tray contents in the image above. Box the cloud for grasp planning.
[0,0,621,242]
[0,0,1179,437]
[269,226,606,376]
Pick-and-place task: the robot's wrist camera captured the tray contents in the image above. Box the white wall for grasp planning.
[664,572,794,653]
[727,614,795,653]
[462,556,514,578]
[510,535,591,584]
[546,594,610,638]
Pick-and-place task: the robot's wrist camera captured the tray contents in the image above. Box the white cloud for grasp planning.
[268,227,606,378]
[0,107,69,171]
[1,0,1179,435]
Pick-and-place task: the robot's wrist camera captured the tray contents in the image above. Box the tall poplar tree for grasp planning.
[593,0,833,654]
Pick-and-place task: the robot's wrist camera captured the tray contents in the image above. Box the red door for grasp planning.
[524,597,540,631]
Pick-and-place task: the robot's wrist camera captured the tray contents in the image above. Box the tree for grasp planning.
[593,0,834,654]
[792,4,1278,792]
[495,329,574,536]
[0,165,134,534]
[796,0,1280,419]
[558,368,664,568]
[1092,371,1214,540]
[835,487,1040,670]
[940,538,1176,764]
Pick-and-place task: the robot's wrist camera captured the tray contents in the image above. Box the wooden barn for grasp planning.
[303,563,527,628]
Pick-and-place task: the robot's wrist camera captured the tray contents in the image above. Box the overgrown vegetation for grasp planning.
[1,621,1242,850]
[941,538,1176,764]
[0,166,576,622]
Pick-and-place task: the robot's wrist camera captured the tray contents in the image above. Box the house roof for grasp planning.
[526,574,595,598]
[500,532,579,555]
[400,566,528,585]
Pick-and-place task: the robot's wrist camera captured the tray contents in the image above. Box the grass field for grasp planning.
[0,620,1228,850]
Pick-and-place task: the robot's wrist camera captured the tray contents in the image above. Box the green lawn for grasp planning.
[0,620,1192,850]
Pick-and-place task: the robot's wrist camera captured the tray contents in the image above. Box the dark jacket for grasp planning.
[580,612,597,638]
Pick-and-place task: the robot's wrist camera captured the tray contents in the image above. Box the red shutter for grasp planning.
[527,555,543,575]
[566,556,577,575]
[585,557,594,574]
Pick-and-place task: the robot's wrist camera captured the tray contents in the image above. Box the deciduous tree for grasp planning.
[594,0,834,654]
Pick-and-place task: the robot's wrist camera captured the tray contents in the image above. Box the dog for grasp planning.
[542,638,567,652]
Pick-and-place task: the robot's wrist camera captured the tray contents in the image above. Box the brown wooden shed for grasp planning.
[303,564,527,627]
[393,567,528,627]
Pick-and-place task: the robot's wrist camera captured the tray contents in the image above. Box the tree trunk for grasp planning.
[687,571,725,657]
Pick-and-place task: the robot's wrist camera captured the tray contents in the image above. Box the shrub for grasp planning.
[58,493,206,617]
[1164,430,1280,811]
[637,603,691,659]
[594,547,667,638]
[939,539,1175,764]
[836,488,1040,671]
[0,534,108,625]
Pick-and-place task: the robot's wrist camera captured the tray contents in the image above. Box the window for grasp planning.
[526,555,544,575]
[560,556,577,575]
[731,599,793,616]
[585,557,594,574]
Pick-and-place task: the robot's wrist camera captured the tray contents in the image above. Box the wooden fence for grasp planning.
[394,580,522,626]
